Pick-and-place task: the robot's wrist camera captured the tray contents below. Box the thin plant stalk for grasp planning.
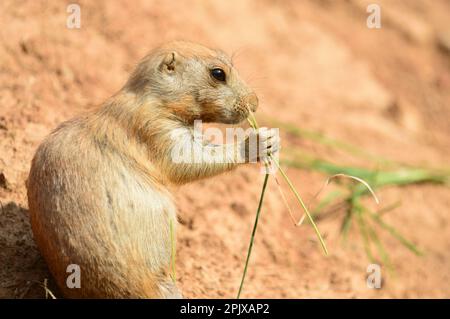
[274,175,305,226]
[37,279,56,299]
[169,218,176,283]
[237,173,269,299]
[237,111,329,298]
[237,109,333,298]
[272,159,329,255]
[247,111,329,255]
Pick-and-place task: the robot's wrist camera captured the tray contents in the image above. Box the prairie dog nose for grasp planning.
[244,93,259,112]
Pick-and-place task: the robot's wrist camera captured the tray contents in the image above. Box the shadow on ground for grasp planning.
[0,201,57,298]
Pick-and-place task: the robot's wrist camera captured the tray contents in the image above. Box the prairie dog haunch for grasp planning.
[27,41,279,298]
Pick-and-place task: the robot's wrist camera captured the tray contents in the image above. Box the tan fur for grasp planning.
[27,41,271,298]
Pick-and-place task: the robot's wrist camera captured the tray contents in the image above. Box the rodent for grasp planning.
[27,41,279,298]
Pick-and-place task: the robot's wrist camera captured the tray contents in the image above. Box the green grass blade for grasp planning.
[369,212,423,256]
[364,213,393,270]
[340,207,353,242]
[354,203,374,262]
[237,173,270,299]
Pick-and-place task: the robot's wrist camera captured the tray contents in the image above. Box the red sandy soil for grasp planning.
[1,0,450,298]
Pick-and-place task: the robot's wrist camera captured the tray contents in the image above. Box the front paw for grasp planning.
[240,127,280,163]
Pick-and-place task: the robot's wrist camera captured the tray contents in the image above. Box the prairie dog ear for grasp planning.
[160,51,180,73]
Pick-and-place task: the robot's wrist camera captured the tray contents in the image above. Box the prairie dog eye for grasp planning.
[210,68,226,82]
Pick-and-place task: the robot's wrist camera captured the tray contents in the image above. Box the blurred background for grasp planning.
[0,0,449,298]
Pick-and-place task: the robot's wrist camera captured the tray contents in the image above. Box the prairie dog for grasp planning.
[27,41,279,298]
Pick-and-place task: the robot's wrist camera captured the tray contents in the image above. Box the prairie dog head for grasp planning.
[125,41,258,124]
